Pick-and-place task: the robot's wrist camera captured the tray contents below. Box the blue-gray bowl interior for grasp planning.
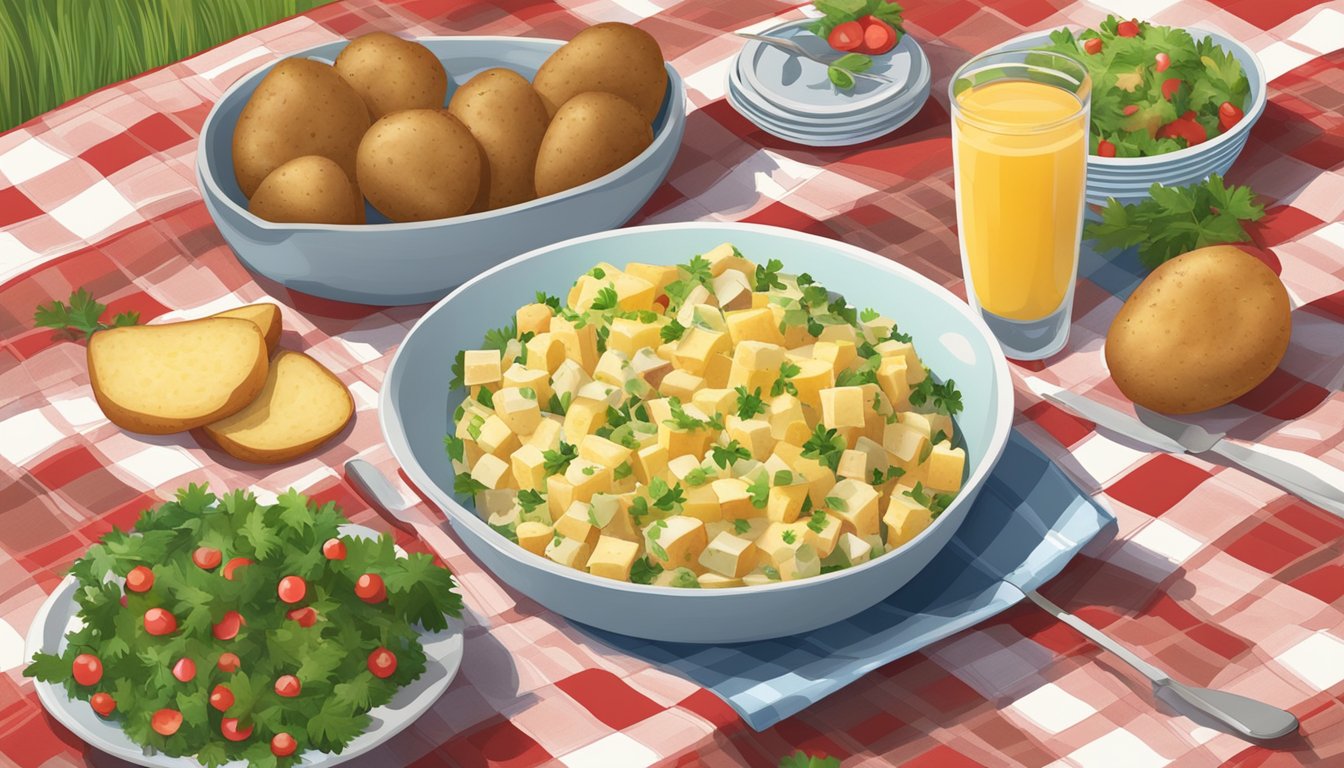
[199,36,682,227]
[380,222,1015,643]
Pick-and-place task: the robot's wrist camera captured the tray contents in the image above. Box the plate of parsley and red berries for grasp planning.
[23,484,464,768]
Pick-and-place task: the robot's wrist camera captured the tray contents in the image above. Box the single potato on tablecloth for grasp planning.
[1106,245,1291,414]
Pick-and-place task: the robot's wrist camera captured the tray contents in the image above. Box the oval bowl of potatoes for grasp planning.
[379,222,1015,644]
[197,25,686,306]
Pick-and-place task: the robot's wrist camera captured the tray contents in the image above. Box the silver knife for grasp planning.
[1043,390,1344,519]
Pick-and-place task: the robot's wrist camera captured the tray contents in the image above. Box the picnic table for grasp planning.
[1,0,1342,765]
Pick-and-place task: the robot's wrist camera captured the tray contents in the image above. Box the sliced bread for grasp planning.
[212,303,283,353]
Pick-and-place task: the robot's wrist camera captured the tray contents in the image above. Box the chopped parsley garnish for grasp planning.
[614,461,633,481]
[807,509,829,534]
[647,477,685,511]
[542,441,578,475]
[733,519,751,535]
[590,285,619,312]
[587,506,601,526]
[588,267,606,279]
[481,320,517,354]
[466,415,485,441]
[710,440,751,468]
[535,291,562,312]
[932,429,948,445]
[630,558,663,584]
[664,398,723,431]
[909,375,963,416]
[685,467,710,487]
[871,466,906,486]
[581,465,596,476]
[454,472,487,496]
[747,472,770,509]
[646,520,670,560]
[859,307,881,323]
[771,360,802,397]
[735,386,766,419]
[801,425,846,472]
[476,386,494,408]
[661,318,687,343]
[490,521,519,542]
[33,287,138,339]
[517,489,545,515]
[519,387,537,400]
[825,496,846,512]
[754,258,785,291]
[781,529,797,545]
[773,470,794,486]
[444,434,465,462]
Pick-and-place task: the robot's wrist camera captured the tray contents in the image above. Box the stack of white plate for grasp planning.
[728,20,931,147]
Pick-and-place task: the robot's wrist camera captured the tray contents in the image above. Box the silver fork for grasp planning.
[734,32,896,84]
[1136,409,1344,519]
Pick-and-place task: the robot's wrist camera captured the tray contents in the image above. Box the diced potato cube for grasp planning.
[726,416,774,460]
[593,349,629,387]
[576,380,622,407]
[830,532,872,567]
[710,478,755,519]
[587,536,640,581]
[927,412,955,443]
[564,458,612,502]
[699,531,759,578]
[552,359,591,403]
[607,318,662,358]
[725,308,785,349]
[634,443,668,485]
[691,388,735,418]
[516,303,552,337]
[555,501,602,548]
[777,543,821,581]
[644,516,708,570]
[654,566,701,588]
[516,521,553,555]
[550,315,598,370]
[658,423,713,459]
[767,482,808,523]
[666,454,701,482]
[673,326,730,376]
[925,443,966,493]
[546,474,575,522]
[876,356,910,410]
[472,454,511,490]
[884,490,933,550]
[600,494,641,542]
[827,479,881,537]
[464,349,502,387]
[496,387,542,436]
[659,369,704,401]
[525,333,567,374]
[631,348,672,390]
[757,521,809,566]
[791,357,836,410]
[524,416,562,452]
[579,434,632,469]
[545,535,592,569]
[883,421,930,475]
[476,414,519,458]
[766,394,806,442]
[690,305,727,333]
[712,268,753,311]
[681,484,721,522]
[861,315,896,344]
[813,340,857,377]
[562,397,608,443]
[644,397,672,425]
[836,449,867,481]
[819,386,865,429]
[675,287,715,324]
[768,304,812,349]
[804,509,843,558]
[511,444,548,490]
[625,262,679,294]
[698,573,744,589]
[704,242,754,277]
[503,364,552,406]
[703,352,732,388]
[817,323,856,345]
[480,490,519,521]
[607,270,656,312]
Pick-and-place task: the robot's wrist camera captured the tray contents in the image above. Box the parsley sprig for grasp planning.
[908,374,963,416]
[542,441,579,475]
[34,288,139,339]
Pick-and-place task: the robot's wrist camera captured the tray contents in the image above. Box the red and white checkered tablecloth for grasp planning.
[1,0,1342,765]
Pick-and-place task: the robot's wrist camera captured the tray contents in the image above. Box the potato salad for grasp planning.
[445,244,967,588]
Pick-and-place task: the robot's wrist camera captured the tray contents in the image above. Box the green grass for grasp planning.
[0,0,335,132]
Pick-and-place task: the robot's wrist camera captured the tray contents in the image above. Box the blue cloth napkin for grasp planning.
[583,431,1116,731]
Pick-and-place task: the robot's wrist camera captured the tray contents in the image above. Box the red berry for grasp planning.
[277,575,307,604]
[271,733,298,758]
[72,654,103,686]
[222,557,253,581]
[1218,101,1244,130]
[125,565,154,593]
[826,20,863,52]
[144,608,177,636]
[275,674,302,697]
[1082,37,1102,55]
[855,16,898,55]
[193,546,222,570]
[1117,19,1140,37]
[172,657,196,683]
[213,610,244,641]
[152,709,182,736]
[221,717,253,742]
[1161,77,1182,100]
[1097,140,1117,157]
[1154,52,1171,72]
[90,692,116,717]
[355,573,386,603]
[217,652,241,673]
[286,606,318,628]
[322,538,347,560]
[1122,104,1139,116]
[368,647,397,678]
[210,684,234,712]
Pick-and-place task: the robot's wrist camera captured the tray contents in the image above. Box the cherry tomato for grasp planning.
[172,657,196,683]
[1154,52,1171,72]
[653,294,670,311]
[271,733,298,758]
[152,709,182,737]
[144,608,177,636]
[212,610,244,641]
[125,565,154,593]
[1097,140,1117,157]
[1161,77,1182,100]
[826,20,863,52]
[275,674,302,697]
[222,557,253,581]
[286,606,318,628]
[1157,116,1206,146]
[322,538,347,560]
[277,575,307,604]
[1082,37,1102,55]
[193,546,222,570]
[1219,101,1244,131]
[855,16,897,55]
[1116,19,1140,38]
[210,684,234,712]
[90,692,116,717]
[217,652,241,673]
[72,654,102,686]
[368,647,397,679]
[221,717,253,742]
[1121,105,1139,116]
[355,573,386,603]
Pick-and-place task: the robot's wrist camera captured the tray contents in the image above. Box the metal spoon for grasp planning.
[1020,588,1299,741]
[734,32,896,84]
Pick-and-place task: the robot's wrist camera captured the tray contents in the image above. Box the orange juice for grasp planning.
[953,80,1088,321]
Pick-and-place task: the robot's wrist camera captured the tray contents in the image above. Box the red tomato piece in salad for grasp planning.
[217,652,241,673]
[368,647,397,679]
[856,16,898,55]
[1116,19,1140,37]
[1083,37,1102,55]
[192,546,222,570]
[90,692,116,717]
[272,733,298,757]
[152,709,182,736]
[212,610,244,641]
[286,606,318,628]
[72,654,102,686]
[277,575,307,604]
[827,20,863,52]
[1219,101,1244,130]
[322,538,347,560]
[125,565,153,593]
[221,717,253,742]
[275,674,302,697]
[172,657,196,682]
[355,573,387,603]
[144,608,177,636]
[222,557,252,580]
[210,684,234,712]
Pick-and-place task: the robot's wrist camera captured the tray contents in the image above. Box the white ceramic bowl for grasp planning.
[982,28,1266,204]
[379,222,1014,644]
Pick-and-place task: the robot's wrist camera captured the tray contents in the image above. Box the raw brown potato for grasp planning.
[447,68,550,210]
[212,303,282,354]
[357,109,482,222]
[88,318,268,434]
[232,58,370,198]
[1105,245,1291,414]
[334,32,448,120]
[248,156,365,225]
[534,92,653,198]
[532,22,668,124]
[203,350,354,464]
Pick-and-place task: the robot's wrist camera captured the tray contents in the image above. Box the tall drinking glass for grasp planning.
[950,49,1091,360]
